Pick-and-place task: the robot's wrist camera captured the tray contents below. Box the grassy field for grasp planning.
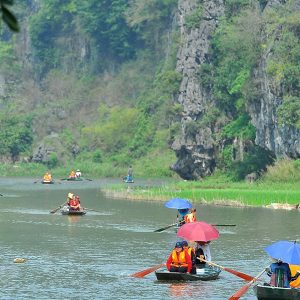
[103,176,300,207]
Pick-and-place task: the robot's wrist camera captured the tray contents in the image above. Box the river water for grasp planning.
[0,178,299,300]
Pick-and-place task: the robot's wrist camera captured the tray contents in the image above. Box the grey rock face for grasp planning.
[249,55,300,158]
[171,0,225,179]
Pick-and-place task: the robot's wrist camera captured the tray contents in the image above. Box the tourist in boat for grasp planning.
[43,172,52,182]
[177,208,190,225]
[69,170,76,179]
[182,240,196,274]
[195,241,211,268]
[67,193,81,211]
[166,241,192,273]
[75,169,81,178]
[184,208,197,223]
[266,259,300,288]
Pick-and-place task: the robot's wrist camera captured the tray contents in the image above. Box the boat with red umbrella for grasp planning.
[155,221,221,281]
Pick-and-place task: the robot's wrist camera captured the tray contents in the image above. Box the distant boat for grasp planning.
[60,206,86,216]
[42,180,54,184]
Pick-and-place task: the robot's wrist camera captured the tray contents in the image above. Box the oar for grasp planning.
[154,220,184,232]
[0,193,3,196]
[199,258,254,281]
[212,224,236,227]
[130,263,165,278]
[83,207,101,213]
[84,178,93,181]
[50,202,67,214]
[228,268,266,300]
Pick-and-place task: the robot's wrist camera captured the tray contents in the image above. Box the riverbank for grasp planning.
[102,177,300,208]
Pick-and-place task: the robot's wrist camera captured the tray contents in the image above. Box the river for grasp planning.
[0,178,298,300]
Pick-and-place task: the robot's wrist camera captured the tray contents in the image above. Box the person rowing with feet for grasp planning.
[67,193,81,211]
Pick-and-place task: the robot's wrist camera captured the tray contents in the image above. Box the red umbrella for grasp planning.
[177,221,219,241]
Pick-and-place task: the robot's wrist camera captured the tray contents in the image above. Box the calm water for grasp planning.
[0,177,299,300]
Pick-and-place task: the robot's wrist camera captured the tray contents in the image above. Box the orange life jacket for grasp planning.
[43,174,52,181]
[69,171,76,178]
[290,265,300,288]
[184,212,196,223]
[170,250,189,268]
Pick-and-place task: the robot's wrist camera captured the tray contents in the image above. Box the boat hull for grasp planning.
[155,266,221,281]
[61,207,86,215]
[254,284,300,300]
[42,181,54,184]
[66,177,83,181]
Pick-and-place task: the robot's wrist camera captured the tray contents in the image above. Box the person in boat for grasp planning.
[69,170,76,179]
[75,169,81,178]
[67,193,81,211]
[265,259,300,288]
[184,208,197,223]
[166,241,192,274]
[195,241,211,268]
[182,240,197,274]
[43,172,52,182]
[177,208,190,225]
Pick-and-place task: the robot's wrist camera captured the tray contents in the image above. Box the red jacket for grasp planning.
[166,249,192,273]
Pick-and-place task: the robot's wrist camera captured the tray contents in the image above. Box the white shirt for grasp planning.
[75,171,81,177]
[195,243,212,262]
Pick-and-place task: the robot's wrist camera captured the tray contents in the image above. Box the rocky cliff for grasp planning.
[171,0,225,179]
[172,0,300,179]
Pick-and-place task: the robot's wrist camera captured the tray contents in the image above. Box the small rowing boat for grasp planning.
[61,206,86,216]
[66,177,83,181]
[42,180,54,184]
[254,284,300,299]
[155,266,221,281]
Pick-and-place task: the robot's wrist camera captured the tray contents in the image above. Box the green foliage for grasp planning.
[77,0,137,61]
[221,114,256,140]
[228,146,275,180]
[0,0,19,32]
[154,70,182,95]
[0,114,33,161]
[225,0,249,18]
[92,150,103,163]
[263,159,300,183]
[185,5,203,29]
[47,153,59,168]
[0,40,19,74]
[277,96,300,128]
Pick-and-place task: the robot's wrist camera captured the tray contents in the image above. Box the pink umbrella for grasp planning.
[177,221,219,242]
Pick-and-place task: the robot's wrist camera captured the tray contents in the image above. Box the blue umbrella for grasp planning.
[164,198,192,209]
[264,241,300,264]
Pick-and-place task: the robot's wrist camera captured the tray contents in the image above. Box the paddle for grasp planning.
[0,193,3,196]
[50,202,67,214]
[83,207,101,213]
[212,224,236,227]
[130,263,165,278]
[84,178,93,181]
[154,220,184,232]
[228,268,266,300]
[199,258,254,281]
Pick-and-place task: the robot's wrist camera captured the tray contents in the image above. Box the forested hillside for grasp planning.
[0,0,299,179]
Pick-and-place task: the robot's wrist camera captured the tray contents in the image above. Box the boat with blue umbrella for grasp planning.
[254,241,300,300]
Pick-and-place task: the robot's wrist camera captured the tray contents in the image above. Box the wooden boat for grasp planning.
[254,284,300,299]
[60,206,86,216]
[155,266,221,281]
[66,177,83,181]
[42,180,54,184]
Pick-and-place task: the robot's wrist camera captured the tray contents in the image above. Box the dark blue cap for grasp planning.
[182,240,188,247]
[175,241,182,248]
